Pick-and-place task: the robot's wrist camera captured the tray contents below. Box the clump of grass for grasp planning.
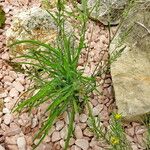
[10,0,97,149]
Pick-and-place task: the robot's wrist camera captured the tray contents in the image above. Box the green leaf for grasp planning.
[13,79,58,112]
[64,100,75,150]
[45,85,73,113]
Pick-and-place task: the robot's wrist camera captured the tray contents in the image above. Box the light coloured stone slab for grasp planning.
[110,1,150,121]
[87,0,128,25]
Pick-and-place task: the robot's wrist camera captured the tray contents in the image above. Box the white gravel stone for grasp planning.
[0,145,5,150]
[36,143,50,150]
[25,135,32,145]
[1,52,9,60]
[60,126,67,139]
[83,128,94,137]
[52,131,61,142]
[9,88,19,97]
[90,137,101,147]
[5,123,21,136]
[9,71,18,79]
[75,125,83,139]
[0,73,3,79]
[75,114,80,123]
[3,76,14,82]
[18,113,31,127]
[0,91,7,98]
[12,81,24,92]
[69,138,75,146]
[17,137,26,150]
[43,135,51,143]
[3,114,13,125]
[5,81,13,86]
[79,114,87,123]
[5,136,17,145]
[56,120,64,131]
[2,108,10,114]
[71,145,81,150]
[79,123,87,130]
[93,104,103,116]
[4,102,14,110]
[4,97,12,103]
[16,77,26,85]
[60,140,65,148]
[93,145,103,150]
[75,139,89,150]
[3,6,11,13]
[7,145,18,150]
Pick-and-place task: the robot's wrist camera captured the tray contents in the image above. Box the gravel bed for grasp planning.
[0,0,146,150]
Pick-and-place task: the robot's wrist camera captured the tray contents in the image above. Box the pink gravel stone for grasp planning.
[12,81,24,92]
[51,131,61,142]
[9,88,19,97]
[75,139,89,150]
[3,114,13,125]
[75,125,83,139]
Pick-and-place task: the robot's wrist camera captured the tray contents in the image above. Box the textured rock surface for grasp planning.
[87,0,128,25]
[110,1,150,120]
[5,6,76,57]
[6,7,57,55]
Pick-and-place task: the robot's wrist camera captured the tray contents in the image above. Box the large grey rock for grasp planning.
[6,6,74,56]
[110,1,150,121]
[87,0,128,25]
[6,7,57,56]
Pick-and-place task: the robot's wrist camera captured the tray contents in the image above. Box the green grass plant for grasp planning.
[10,0,97,149]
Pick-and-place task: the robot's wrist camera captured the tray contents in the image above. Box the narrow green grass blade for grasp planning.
[45,86,73,113]
[33,109,60,149]
[13,79,58,112]
[10,40,60,56]
[64,100,75,150]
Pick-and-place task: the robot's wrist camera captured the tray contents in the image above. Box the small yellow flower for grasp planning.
[115,113,122,120]
[111,136,120,145]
